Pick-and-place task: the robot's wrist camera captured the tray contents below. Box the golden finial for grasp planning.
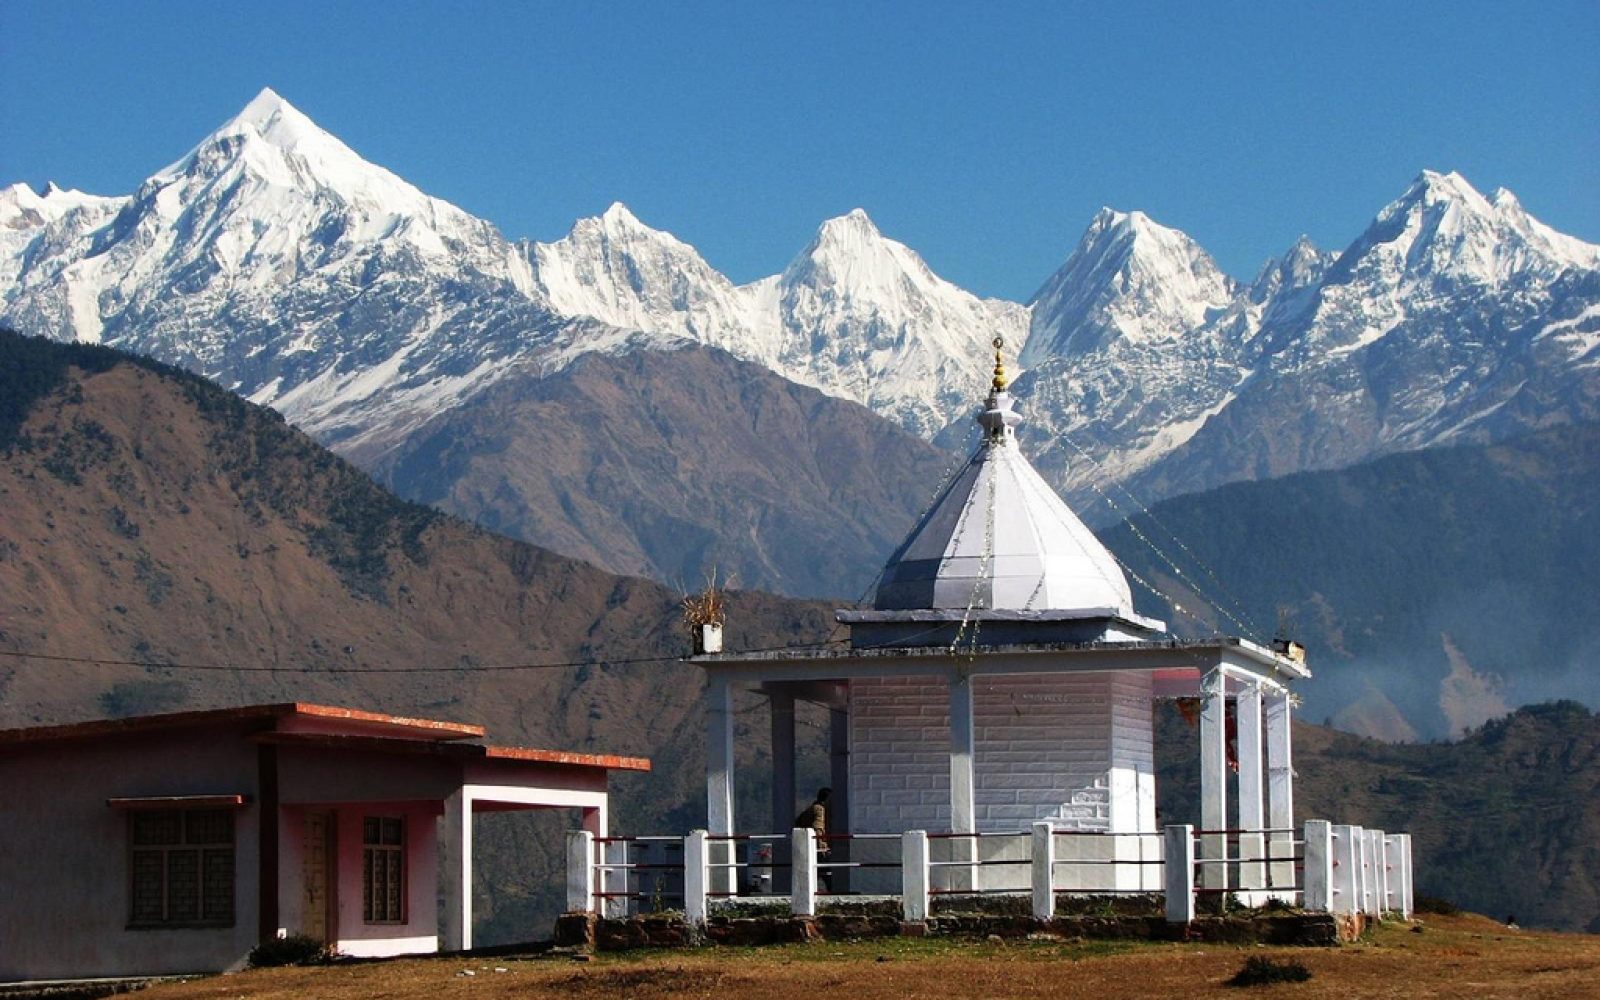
[990,336,1008,392]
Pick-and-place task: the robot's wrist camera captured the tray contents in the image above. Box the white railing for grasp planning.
[567,819,1414,927]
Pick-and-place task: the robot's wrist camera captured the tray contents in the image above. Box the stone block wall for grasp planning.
[849,672,1156,837]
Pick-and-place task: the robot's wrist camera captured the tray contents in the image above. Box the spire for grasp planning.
[870,348,1135,615]
[977,335,1021,443]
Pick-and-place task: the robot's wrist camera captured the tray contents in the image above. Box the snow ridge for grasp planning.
[2,92,1596,512]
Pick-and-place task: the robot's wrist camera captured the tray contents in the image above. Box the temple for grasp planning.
[692,338,1309,896]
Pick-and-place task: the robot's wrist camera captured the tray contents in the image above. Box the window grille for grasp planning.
[129,808,234,927]
[362,816,405,923]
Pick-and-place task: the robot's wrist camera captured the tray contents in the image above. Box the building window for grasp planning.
[362,816,405,924]
[129,809,235,927]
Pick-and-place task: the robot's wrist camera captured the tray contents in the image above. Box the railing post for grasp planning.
[684,830,709,926]
[1357,826,1375,915]
[1399,834,1414,919]
[1331,824,1357,915]
[1302,820,1333,912]
[566,830,595,914]
[792,827,817,917]
[1032,822,1055,920]
[1382,834,1401,915]
[1371,830,1388,916]
[902,830,930,922]
[602,838,628,919]
[1164,824,1195,924]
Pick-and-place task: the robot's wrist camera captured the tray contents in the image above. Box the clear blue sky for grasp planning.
[3,1,1596,300]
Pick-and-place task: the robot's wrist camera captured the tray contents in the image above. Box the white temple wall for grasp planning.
[849,676,953,834]
[849,672,1156,837]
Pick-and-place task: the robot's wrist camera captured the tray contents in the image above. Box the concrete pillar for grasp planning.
[566,830,595,915]
[1164,825,1195,924]
[829,704,851,893]
[580,806,615,917]
[902,830,930,922]
[1331,824,1358,916]
[1399,834,1414,919]
[440,788,472,951]
[1032,822,1055,920]
[1236,685,1265,893]
[684,830,709,926]
[949,671,975,834]
[1265,690,1295,892]
[1369,829,1388,915]
[791,827,817,917]
[1382,832,1395,915]
[706,675,735,836]
[1199,672,1228,892]
[1302,820,1333,912]
[948,671,977,892]
[705,675,736,895]
[1358,827,1375,915]
[770,689,796,835]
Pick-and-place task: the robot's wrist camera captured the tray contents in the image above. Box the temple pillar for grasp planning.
[770,689,796,834]
[1236,684,1265,891]
[1265,690,1296,892]
[1199,671,1228,892]
[948,670,976,890]
[829,703,851,892]
[705,674,735,894]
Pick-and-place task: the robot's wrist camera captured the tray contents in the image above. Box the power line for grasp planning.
[0,635,851,675]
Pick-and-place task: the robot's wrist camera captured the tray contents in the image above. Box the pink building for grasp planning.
[0,702,648,981]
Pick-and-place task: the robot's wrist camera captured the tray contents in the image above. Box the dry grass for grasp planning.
[138,914,1600,1000]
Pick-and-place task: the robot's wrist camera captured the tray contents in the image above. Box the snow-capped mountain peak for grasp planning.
[144,87,490,256]
[223,86,325,151]
[1328,169,1598,302]
[0,181,123,230]
[785,208,938,292]
[1022,206,1236,364]
[524,201,748,349]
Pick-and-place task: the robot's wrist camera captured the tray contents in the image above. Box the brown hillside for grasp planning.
[367,345,959,599]
[0,333,836,939]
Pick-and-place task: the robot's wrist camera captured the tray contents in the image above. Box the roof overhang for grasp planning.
[0,702,485,746]
[253,732,651,772]
[838,606,1168,633]
[691,635,1309,686]
[107,794,252,809]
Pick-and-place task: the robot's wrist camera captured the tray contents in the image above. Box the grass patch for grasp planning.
[249,934,337,967]
[1226,955,1312,986]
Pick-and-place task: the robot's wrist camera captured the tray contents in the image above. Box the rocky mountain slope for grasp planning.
[369,344,957,598]
[1001,175,1599,519]
[1156,700,1600,933]
[1104,422,1600,740]
[0,329,836,941]
[3,330,1596,934]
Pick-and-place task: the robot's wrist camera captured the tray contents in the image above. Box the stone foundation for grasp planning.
[562,909,1361,952]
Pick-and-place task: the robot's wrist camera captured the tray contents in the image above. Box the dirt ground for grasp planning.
[139,914,1600,999]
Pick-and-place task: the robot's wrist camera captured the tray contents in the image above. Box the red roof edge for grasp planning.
[483,745,652,772]
[0,702,484,746]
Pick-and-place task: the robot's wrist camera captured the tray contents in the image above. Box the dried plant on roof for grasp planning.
[682,569,728,629]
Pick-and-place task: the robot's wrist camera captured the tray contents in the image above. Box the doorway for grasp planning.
[302,810,337,942]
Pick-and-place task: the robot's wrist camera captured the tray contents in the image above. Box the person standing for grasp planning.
[794,787,832,890]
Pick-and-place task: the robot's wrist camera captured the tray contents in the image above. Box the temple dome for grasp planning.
[873,355,1133,616]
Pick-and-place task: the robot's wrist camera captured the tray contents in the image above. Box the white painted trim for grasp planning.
[1236,686,1265,891]
[948,672,975,835]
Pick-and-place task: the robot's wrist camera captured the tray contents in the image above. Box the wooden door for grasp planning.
[302,811,336,942]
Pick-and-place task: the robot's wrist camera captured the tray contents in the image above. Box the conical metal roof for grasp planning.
[874,347,1133,615]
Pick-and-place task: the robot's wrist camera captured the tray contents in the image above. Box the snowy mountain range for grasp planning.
[5,88,1597,529]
